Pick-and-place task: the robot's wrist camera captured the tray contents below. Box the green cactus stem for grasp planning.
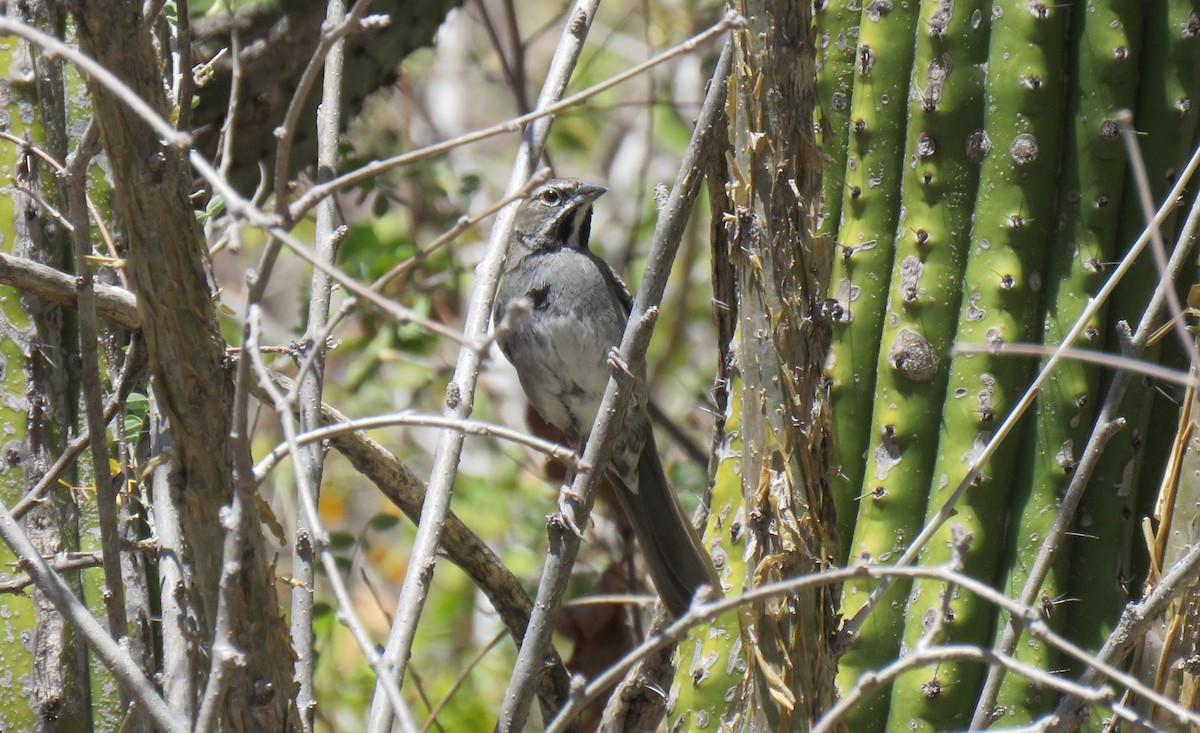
[824,0,920,554]
[833,0,989,727]
[815,0,860,241]
[980,0,1143,724]
[1064,7,1200,723]
[883,0,1073,728]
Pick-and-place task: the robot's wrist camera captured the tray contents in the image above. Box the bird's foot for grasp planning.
[555,485,587,538]
[606,348,635,379]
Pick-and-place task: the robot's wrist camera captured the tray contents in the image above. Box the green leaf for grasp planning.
[367,513,401,532]
[327,530,356,553]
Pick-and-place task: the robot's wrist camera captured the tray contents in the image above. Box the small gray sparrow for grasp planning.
[493,178,717,617]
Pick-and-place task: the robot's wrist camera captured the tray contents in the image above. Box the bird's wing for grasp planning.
[587,251,633,317]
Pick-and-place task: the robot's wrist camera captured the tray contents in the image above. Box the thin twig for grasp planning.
[419,629,507,733]
[272,0,378,218]
[64,120,129,644]
[208,1,245,258]
[253,413,580,482]
[502,0,530,114]
[0,553,103,594]
[474,0,528,115]
[915,528,971,654]
[290,0,350,727]
[1118,111,1200,378]
[174,0,195,132]
[952,341,1198,388]
[215,1,242,184]
[150,385,198,721]
[192,304,264,731]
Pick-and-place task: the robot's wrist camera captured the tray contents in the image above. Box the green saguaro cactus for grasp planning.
[0,27,38,733]
[1064,2,1200,720]
[817,0,1200,728]
[824,0,919,551]
[883,0,1072,728]
[834,0,989,727]
[982,0,1143,724]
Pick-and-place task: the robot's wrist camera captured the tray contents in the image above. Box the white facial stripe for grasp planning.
[567,204,592,249]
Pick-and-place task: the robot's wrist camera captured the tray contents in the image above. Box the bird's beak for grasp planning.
[572,183,607,206]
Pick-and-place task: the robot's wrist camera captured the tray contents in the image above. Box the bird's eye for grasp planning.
[539,189,562,205]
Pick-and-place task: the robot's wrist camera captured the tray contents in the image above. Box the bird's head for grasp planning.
[511,178,607,256]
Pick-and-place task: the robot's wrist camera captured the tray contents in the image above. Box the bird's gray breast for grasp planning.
[496,249,627,441]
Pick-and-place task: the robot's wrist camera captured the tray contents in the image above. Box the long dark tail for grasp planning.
[611,432,719,617]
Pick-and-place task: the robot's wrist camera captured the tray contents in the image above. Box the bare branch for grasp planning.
[0,553,103,594]
[293,3,363,725]
[287,12,742,223]
[0,251,138,330]
[63,118,131,644]
[254,413,579,482]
